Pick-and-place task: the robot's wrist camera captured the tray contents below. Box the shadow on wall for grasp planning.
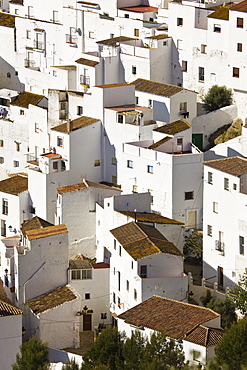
[203,260,236,290]
[0,56,25,91]
[171,38,182,86]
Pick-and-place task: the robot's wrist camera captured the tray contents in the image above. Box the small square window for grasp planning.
[224,177,229,190]
[26,30,31,39]
[132,185,138,193]
[132,66,137,75]
[134,29,139,37]
[94,159,100,167]
[163,41,167,46]
[125,14,129,18]
[185,191,194,200]
[77,106,83,115]
[177,17,183,26]
[15,9,19,15]
[53,70,57,77]
[118,114,124,123]
[214,24,221,33]
[233,183,237,190]
[127,160,133,168]
[233,67,240,78]
[85,293,90,300]
[53,161,58,170]
[101,312,107,319]
[207,225,212,236]
[208,172,213,184]
[0,157,4,164]
[147,165,153,174]
[237,43,242,52]
[237,17,244,28]
[213,202,218,213]
[201,44,207,53]
[182,60,187,72]
[57,137,63,147]
[20,110,24,115]
[13,160,19,167]
[89,31,95,39]
[180,102,187,112]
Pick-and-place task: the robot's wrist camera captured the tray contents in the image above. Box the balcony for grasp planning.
[80,75,90,87]
[215,240,225,256]
[65,34,78,45]
[24,59,36,68]
[26,154,38,166]
[33,40,44,51]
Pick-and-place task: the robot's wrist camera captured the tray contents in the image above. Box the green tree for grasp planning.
[81,327,125,369]
[209,317,247,370]
[183,231,203,261]
[122,330,147,370]
[206,297,237,329]
[231,274,247,315]
[62,359,79,370]
[202,85,233,113]
[12,336,49,370]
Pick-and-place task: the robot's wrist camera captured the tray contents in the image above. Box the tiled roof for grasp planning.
[26,224,68,241]
[27,285,77,315]
[75,58,99,67]
[95,83,129,89]
[148,136,171,150]
[69,259,92,269]
[118,211,184,225]
[92,262,110,269]
[203,156,247,176]
[230,0,247,13]
[0,12,15,28]
[118,295,219,340]
[208,6,230,20]
[120,5,158,12]
[0,279,23,316]
[11,91,44,108]
[51,116,99,133]
[9,0,23,4]
[0,175,28,195]
[57,179,121,194]
[96,36,137,46]
[130,79,184,97]
[145,33,169,40]
[21,216,54,237]
[154,120,191,135]
[185,325,224,347]
[0,279,13,305]
[110,221,183,260]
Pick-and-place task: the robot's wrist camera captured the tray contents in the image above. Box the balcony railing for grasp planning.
[65,34,78,44]
[24,59,36,68]
[80,75,90,86]
[215,240,225,256]
[33,40,44,50]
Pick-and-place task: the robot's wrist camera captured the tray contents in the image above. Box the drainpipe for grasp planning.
[23,262,46,304]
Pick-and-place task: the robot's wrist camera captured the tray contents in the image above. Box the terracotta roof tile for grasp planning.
[57,179,121,194]
[21,216,54,237]
[118,295,219,340]
[0,12,15,28]
[145,33,169,40]
[0,175,28,195]
[230,0,247,13]
[95,83,129,89]
[27,285,77,315]
[130,79,185,97]
[120,5,158,12]
[203,156,247,177]
[75,58,99,67]
[26,224,68,241]
[9,0,23,4]
[96,36,137,46]
[110,222,183,260]
[118,211,184,225]
[0,279,23,316]
[92,262,110,269]
[154,120,191,135]
[185,325,224,347]
[51,116,99,133]
[11,91,44,108]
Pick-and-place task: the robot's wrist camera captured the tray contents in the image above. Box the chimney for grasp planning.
[67,119,73,133]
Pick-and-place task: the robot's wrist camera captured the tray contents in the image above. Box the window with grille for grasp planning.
[224,178,229,190]
[199,67,204,82]
[2,199,8,215]
[208,172,213,184]
[207,225,212,236]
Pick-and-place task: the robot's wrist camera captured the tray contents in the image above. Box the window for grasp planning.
[127,160,133,168]
[132,185,138,193]
[177,39,182,49]
[237,17,244,28]
[134,29,139,37]
[135,96,139,105]
[182,60,187,72]
[118,114,124,123]
[239,236,244,255]
[13,160,19,168]
[0,157,4,164]
[207,225,212,236]
[213,202,218,213]
[112,157,117,165]
[224,177,229,190]
[61,161,66,171]
[2,199,8,215]
[237,43,242,52]
[26,30,31,39]
[185,191,194,200]
[131,261,133,269]
[140,265,147,278]
[57,137,63,147]
[28,5,34,18]
[53,70,57,77]
[89,31,95,39]
[85,293,90,300]
[233,67,240,78]
[113,292,116,303]
[119,245,121,256]
[177,17,183,26]
[180,102,187,112]
[1,219,6,236]
[53,161,58,171]
[77,106,83,115]
[233,183,237,190]
[148,99,152,108]
[110,33,114,38]
[201,44,207,53]
[125,14,129,18]
[132,66,137,75]
[71,270,81,280]
[15,8,19,15]
[147,165,153,174]
[15,142,20,151]
[114,239,116,250]
[94,159,100,167]
[208,172,213,184]
[199,67,204,82]
[53,10,59,23]
[0,140,3,147]
[82,269,92,279]
[214,24,221,33]
[126,280,129,291]
[20,110,24,115]
[118,271,121,291]
[134,289,137,300]
[101,313,107,319]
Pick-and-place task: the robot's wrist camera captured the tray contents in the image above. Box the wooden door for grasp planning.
[83,314,92,331]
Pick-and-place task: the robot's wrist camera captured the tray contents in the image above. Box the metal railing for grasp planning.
[65,34,77,44]
[24,59,36,68]
[80,75,90,86]
[215,240,225,256]
[33,40,44,50]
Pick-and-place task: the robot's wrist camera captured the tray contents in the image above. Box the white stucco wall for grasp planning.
[0,314,22,370]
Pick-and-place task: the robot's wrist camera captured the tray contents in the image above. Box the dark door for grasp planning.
[192,134,203,151]
[83,314,92,331]
[218,266,223,287]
